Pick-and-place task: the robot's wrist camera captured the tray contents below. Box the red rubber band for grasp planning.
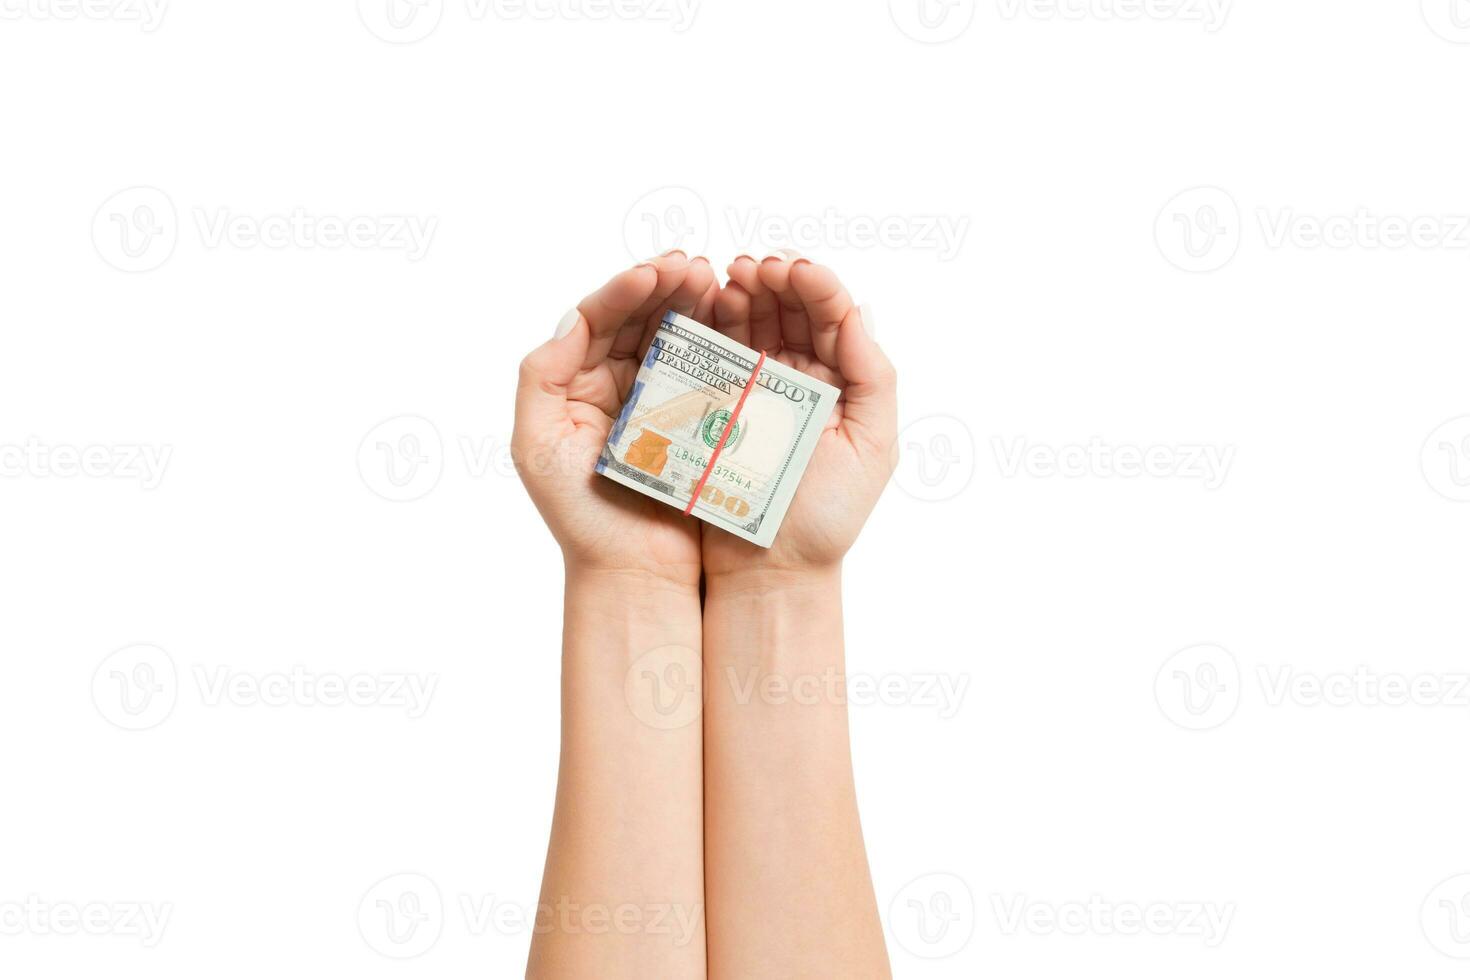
[685,349,767,515]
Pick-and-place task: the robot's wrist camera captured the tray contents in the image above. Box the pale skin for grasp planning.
[512,250,896,979]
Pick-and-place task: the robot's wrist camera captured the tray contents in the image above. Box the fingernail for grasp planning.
[762,248,798,263]
[733,253,758,265]
[858,303,877,340]
[554,308,580,340]
[661,248,687,259]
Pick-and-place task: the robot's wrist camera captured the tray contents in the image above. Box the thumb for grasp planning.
[514,309,589,440]
[835,303,898,456]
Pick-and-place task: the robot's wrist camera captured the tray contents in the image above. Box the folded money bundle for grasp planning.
[596,311,839,547]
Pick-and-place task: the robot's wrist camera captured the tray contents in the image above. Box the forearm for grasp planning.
[527,567,706,979]
[701,567,891,979]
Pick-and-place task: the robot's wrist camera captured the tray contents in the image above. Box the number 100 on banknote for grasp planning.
[596,311,838,548]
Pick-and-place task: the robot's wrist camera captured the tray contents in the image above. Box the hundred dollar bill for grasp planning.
[596,310,839,548]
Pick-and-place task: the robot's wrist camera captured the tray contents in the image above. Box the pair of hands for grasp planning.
[512,251,897,589]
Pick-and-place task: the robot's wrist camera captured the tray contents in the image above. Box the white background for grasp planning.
[3,0,1470,976]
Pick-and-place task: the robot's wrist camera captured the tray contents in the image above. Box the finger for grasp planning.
[713,280,753,348]
[665,256,715,317]
[728,255,781,353]
[514,309,591,442]
[757,252,812,353]
[629,255,714,359]
[692,277,719,326]
[579,263,660,369]
[835,304,897,453]
[788,259,854,370]
[609,252,690,360]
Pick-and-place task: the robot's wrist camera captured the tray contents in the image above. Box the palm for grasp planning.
[513,255,717,585]
[702,256,896,577]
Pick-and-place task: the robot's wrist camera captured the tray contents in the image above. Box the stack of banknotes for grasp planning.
[596,311,839,547]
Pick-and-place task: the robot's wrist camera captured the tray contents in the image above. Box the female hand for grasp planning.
[512,252,717,587]
[704,253,898,580]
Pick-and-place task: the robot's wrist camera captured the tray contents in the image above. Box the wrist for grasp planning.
[564,560,702,596]
[703,563,842,600]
